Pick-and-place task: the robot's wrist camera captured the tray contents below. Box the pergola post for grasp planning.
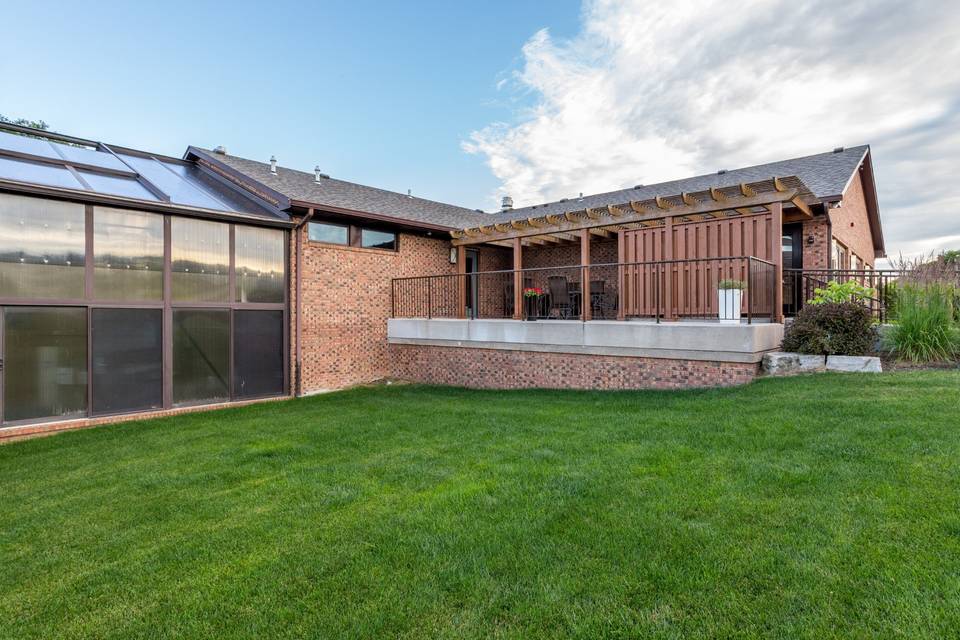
[616,230,626,320]
[456,245,467,319]
[581,229,591,321]
[769,201,784,322]
[512,238,523,320]
[663,215,675,320]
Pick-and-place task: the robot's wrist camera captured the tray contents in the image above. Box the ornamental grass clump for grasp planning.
[886,283,960,362]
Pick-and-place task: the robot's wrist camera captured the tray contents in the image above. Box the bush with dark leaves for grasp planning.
[782,302,877,355]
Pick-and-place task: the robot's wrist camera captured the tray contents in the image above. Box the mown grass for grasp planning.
[2,372,959,639]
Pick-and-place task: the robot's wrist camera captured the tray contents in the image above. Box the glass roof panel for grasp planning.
[0,130,62,161]
[77,172,160,201]
[52,141,130,173]
[0,155,84,190]
[117,154,228,211]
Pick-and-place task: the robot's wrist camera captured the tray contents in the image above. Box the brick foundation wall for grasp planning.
[389,343,760,391]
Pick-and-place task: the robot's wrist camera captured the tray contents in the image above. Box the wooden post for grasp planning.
[663,215,675,320]
[581,229,591,321]
[617,230,626,320]
[512,238,523,320]
[456,245,467,319]
[770,201,784,322]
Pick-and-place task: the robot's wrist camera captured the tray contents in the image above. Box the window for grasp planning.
[234,310,284,398]
[3,306,87,423]
[91,309,162,414]
[0,193,85,299]
[831,239,849,270]
[236,226,285,303]
[360,229,397,250]
[93,207,164,300]
[171,217,229,302]
[308,222,348,245]
[172,309,230,406]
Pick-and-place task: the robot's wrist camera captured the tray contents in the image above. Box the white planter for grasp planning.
[718,289,743,323]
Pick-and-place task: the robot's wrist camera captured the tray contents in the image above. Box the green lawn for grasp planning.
[2,372,960,639]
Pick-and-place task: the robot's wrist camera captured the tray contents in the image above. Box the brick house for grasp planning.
[0,120,885,439]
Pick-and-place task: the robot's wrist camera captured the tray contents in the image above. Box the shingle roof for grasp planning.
[192,149,490,229]
[491,145,870,221]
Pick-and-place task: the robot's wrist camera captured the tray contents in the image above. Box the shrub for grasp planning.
[718,279,746,290]
[782,302,877,355]
[809,280,875,305]
[886,284,960,362]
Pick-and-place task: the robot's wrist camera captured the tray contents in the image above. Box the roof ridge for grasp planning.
[198,148,486,215]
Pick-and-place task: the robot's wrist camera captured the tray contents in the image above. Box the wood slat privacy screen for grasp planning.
[620,211,775,318]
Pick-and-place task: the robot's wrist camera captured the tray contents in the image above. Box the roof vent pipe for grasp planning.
[501,195,513,211]
[269,155,277,174]
[407,189,413,199]
[314,166,322,182]
[578,192,584,202]
[213,145,227,155]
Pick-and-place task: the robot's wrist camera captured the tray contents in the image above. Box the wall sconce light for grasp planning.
[449,247,458,264]
[806,235,815,246]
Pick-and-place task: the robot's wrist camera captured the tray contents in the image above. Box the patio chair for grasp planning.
[547,275,575,319]
[590,280,617,319]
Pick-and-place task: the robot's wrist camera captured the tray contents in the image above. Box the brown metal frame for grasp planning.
[0,193,290,427]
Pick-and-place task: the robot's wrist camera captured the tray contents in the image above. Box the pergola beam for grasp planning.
[452,185,799,246]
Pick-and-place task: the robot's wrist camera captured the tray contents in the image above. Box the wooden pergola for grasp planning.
[451,176,817,323]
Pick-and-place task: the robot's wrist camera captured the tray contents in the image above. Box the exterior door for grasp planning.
[465,249,479,318]
[782,224,804,315]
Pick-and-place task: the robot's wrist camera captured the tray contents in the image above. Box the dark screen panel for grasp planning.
[172,309,229,405]
[233,310,284,399]
[4,307,87,423]
[91,309,162,415]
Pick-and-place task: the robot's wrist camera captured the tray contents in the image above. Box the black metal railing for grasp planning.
[392,256,776,323]
[783,269,902,321]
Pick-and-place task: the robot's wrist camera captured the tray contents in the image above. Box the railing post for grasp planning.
[427,279,432,319]
[747,258,753,324]
[663,216,675,320]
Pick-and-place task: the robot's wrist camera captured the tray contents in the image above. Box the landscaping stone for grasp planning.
[798,354,827,372]
[826,355,882,373]
[762,352,800,375]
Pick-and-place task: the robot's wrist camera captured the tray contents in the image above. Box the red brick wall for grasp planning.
[295,226,456,392]
[802,217,830,270]
[390,344,759,390]
[830,171,876,268]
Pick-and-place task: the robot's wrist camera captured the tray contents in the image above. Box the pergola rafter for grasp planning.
[451,176,812,246]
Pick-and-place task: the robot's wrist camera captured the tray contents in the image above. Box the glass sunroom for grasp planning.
[0,124,291,427]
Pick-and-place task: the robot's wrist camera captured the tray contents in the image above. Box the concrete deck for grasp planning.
[388,318,784,363]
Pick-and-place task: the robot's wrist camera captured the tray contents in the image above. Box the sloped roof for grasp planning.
[0,124,288,223]
[190,148,490,230]
[492,146,870,221]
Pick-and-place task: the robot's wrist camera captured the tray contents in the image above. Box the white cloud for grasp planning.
[463,0,960,261]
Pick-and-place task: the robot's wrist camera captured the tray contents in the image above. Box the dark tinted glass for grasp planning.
[308,222,348,245]
[172,309,229,405]
[91,309,162,415]
[4,306,87,422]
[236,226,285,303]
[171,217,229,302]
[361,229,397,250]
[93,207,164,300]
[234,310,284,398]
[0,193,86,298]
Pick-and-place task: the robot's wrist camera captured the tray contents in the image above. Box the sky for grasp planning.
[2,0,959,263]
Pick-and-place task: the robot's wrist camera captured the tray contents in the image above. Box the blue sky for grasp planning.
[3,1,959,260]
[0,0,580,209]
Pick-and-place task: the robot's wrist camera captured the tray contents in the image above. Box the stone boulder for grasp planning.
[762,352,800,375]
[826,355,882,373]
